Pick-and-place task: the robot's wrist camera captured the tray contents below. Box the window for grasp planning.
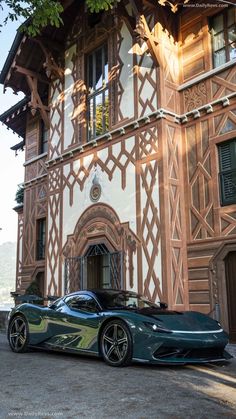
[36,218,46,260]
[64,294,100,313]
[40,120,49,154]
[218,139,236,205]
[87,44,109,140]
[210,8,236,68]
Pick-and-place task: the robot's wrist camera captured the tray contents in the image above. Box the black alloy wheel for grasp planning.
[8,315,29,353]
[100,320,132,367]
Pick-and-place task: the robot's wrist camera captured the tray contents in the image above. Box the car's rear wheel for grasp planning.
[8,315,29,353]
[100,320,132,367]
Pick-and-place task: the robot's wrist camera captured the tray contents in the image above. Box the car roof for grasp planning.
[66,289,139,298]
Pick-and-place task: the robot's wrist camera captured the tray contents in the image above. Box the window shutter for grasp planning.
[219,142,231,171]
[219,141,236,205]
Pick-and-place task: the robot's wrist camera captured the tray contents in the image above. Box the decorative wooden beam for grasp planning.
[15,65,50,85]
[129,0,141,15]
[117,3,136,33]
[134,14,161,67]
[122,0,161,67]
[34,37,63,53]
[33,39,64,79]
[26,75,50,128]
[158,0,190,13]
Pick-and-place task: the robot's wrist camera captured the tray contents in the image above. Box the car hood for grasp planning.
[138,309,222,332]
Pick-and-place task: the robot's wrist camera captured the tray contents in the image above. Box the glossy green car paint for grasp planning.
[7,290,231,365]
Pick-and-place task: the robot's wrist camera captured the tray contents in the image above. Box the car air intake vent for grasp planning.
[154,347,225,360]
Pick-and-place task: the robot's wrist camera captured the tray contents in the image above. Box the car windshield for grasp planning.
[96,291,159,310]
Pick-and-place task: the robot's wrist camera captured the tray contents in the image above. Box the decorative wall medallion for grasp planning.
[90,183,101,202]
[183,82,207,112]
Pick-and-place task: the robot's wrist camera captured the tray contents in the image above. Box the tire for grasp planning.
[8,315,29,353]
[100,320,133,367]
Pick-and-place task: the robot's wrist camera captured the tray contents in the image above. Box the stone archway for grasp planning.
[210,240,236,338]
[62,203,139,293]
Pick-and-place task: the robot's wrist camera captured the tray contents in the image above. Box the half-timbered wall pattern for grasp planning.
[117,22,135,122]
[59,122,167,301]
[186,120,214,241]
[62,136,137,245]
[166,124,188,307]
[47,168,62,295]
[49,79,64,160]
[23,187,36,266]
[137,41,158,118]
[140,159,162,301]
[185,103,236,314]
[185,106,236,243]
[25,156,47,183]
[36,183,47,218]
[64,45,77,149]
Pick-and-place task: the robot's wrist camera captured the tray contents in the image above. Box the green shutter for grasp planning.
[219,140,236,205]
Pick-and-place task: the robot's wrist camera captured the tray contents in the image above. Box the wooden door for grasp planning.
[87,255,101,289]
[225,251,236,342]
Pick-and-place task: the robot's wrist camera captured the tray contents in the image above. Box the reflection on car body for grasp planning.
[7,289,232,367]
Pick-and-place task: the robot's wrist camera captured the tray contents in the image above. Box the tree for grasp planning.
[0,0,117,36]
[15,184,24,205]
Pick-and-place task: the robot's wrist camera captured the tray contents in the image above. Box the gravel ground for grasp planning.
[0,333,236,419]
[227,344,236,358]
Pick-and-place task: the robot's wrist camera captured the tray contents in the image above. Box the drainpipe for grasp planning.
[215,303,220,322]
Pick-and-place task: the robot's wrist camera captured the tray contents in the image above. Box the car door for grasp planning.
[56,294,102,353]
[40,298,81,348]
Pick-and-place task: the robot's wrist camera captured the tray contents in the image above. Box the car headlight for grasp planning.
[143,321,172,334]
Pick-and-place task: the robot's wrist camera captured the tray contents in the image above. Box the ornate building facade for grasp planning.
[1,0,236,341]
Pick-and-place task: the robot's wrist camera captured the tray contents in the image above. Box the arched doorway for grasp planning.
[64,243,123,293]
[224,252,236,342]
[63,204,138,294]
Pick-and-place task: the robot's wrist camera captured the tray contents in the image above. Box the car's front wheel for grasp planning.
[8,315,29,353]
[100,320,132,367]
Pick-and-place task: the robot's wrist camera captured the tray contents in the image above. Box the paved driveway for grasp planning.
[1,333,236,419]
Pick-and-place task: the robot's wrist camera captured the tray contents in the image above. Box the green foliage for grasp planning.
[95,97,109,136]
[15,184,24,205]
[86,0,117,13]
[0,0,118,36]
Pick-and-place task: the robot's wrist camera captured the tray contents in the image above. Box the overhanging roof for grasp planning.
[0,1,81,96]
[0,30,25,85]
[0,97,29,138]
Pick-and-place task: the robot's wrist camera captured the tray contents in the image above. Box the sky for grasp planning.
[0,8,25,245]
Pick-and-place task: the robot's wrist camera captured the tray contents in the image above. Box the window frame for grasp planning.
[40,120,49,155]
[86,43,109,141]
[210,7,236,68]
[36,218,46,260]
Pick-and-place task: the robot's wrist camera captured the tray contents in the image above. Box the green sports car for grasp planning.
[7,289,232,367]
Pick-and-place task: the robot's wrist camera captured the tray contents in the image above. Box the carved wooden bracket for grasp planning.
[34,39,64,80]
[121,0,160,67]
[13,65,50,127]
[158,0,190,13]
[135,15,160,67]
[26,75,50,128]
